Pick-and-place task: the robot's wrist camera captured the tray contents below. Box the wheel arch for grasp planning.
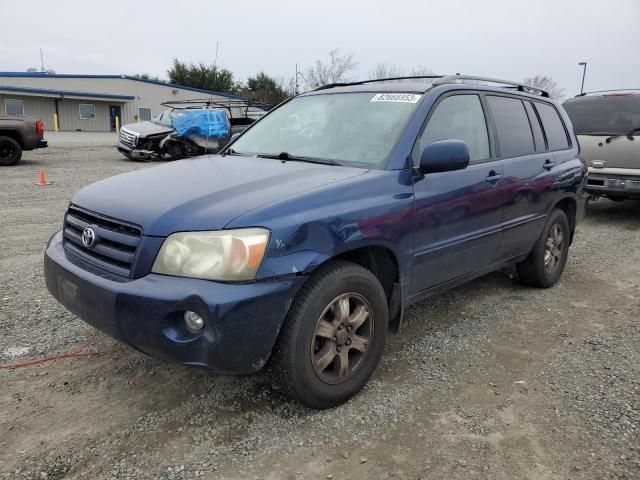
[550,195,578,241]
[0,129,24,146]
[307,244,406,333]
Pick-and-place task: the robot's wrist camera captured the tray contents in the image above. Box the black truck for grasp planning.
[0,116,48,165]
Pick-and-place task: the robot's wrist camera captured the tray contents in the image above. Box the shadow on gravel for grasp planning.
[585,198,640,229]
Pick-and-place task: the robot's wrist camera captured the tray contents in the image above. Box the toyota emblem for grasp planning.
[82,227,96,247]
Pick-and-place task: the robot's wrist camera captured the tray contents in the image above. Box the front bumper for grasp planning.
[587,168,640,198]
[116,141,160,160]
[44,231,306,373]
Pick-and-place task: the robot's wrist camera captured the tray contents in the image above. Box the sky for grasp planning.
[1,0,638,98]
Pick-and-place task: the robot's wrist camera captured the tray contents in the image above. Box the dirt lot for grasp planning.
[1,144,638,480]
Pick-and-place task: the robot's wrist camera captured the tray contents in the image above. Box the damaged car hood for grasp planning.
[121,121,174,137]
[71,155,367,236]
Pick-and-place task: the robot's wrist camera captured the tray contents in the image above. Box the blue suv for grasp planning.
[44,75,587,408]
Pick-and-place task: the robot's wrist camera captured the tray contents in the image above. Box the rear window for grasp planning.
[563,95,640,136]
[535,102,570,150]
[487,96,534,158]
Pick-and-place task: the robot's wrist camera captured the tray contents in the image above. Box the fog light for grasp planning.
[184,311,205,331]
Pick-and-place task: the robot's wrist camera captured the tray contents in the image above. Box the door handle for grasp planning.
[543,158,555,171]
[485,170,503,183]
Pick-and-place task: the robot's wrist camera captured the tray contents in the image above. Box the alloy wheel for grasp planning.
[544,223,564,273]
[310,292,374,384]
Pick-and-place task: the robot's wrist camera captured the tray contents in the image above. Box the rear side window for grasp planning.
[487,96,534,158]
[535,102,570,150]
[414,94,490,164]
[524,101,546,152]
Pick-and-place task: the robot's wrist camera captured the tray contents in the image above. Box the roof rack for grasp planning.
[432,75,550,97]
[311,75,443,92]
[576,89,640,96]
[161,98,272,113]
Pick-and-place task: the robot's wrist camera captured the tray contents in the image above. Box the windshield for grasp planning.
[152,108,189,127]
[564,95,640,135]
[229,92,422,168]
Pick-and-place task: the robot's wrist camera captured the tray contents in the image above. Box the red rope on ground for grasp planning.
[0,331,111,369]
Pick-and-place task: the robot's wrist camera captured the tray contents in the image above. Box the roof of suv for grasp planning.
[303,75,552,100]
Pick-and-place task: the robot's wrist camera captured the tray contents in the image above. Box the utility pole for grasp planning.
[295,63,299,95]
[213,42,219,83]
[578,62,587,95]
[40,48,45,72]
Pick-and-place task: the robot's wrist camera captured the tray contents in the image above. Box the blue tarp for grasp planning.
[172,109,230,138]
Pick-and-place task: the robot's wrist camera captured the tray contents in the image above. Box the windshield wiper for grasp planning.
[221,148,249,156]
[256,152,341,166]
[605,127,640,143]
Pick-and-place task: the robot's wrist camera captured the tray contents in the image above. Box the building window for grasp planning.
[138,108,152,121]
[79,104,96,119]
[5,99,24,116]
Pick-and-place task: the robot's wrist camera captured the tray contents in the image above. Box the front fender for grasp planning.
[229,170,416,285]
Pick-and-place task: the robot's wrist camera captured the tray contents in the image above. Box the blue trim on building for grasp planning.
[0,72,241,100]
[0,85,135,101]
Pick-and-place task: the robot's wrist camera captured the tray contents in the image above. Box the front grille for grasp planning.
[118,128,138,149]
[63,206,142,277]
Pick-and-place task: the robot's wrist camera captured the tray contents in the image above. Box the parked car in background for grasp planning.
[564,90,640,201]
[0,115,47,165]
[45,75,587,408]
[116,99,269,161]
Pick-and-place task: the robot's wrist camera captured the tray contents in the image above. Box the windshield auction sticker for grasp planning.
[370,93,422,103]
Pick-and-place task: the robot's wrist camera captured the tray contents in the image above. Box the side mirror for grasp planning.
[420,139,470,173]
[230,132,241,141]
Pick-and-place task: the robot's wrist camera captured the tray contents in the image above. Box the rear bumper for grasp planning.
[587,168,640,198]
[37,139,48,148]
[44,231,306,373]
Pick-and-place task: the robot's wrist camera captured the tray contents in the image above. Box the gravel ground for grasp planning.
[0,145,638,480]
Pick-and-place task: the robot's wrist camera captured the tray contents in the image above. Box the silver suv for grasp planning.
[564,91,640,201]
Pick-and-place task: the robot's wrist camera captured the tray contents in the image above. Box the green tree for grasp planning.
[240,72,290,105]
[167,59,239,94]
[133,73,162,82]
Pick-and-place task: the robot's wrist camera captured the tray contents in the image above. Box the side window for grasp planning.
[487,96,534,158]
[414,94,489,164]
[5,99,24,116]
[523,101,546,152]
[79,104,96,120]
[535,102,570,150]
[138,108,152,121]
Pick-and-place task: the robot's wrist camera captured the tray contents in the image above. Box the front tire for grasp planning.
[271,260,388,409]
[517,209,570,288]
[0,136,22,166]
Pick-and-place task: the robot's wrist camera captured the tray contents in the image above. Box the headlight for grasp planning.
[151,228,269,282]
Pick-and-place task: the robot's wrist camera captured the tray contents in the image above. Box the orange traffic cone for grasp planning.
[36,169,52,186]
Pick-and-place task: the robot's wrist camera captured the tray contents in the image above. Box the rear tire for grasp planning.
[271,260,388,409]
[516,209,570,288]
[0,136,22,166]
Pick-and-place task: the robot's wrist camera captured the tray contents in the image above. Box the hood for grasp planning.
[122,121,174,137]
[72,155,367,236]
[578,134,640,170]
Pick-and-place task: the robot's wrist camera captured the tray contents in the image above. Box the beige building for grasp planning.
[0,72,240,132]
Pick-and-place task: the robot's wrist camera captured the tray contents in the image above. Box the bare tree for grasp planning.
[523,75,565,100]
[409,66,435,76]
[303,49,358,89]
[369,63,405,79]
